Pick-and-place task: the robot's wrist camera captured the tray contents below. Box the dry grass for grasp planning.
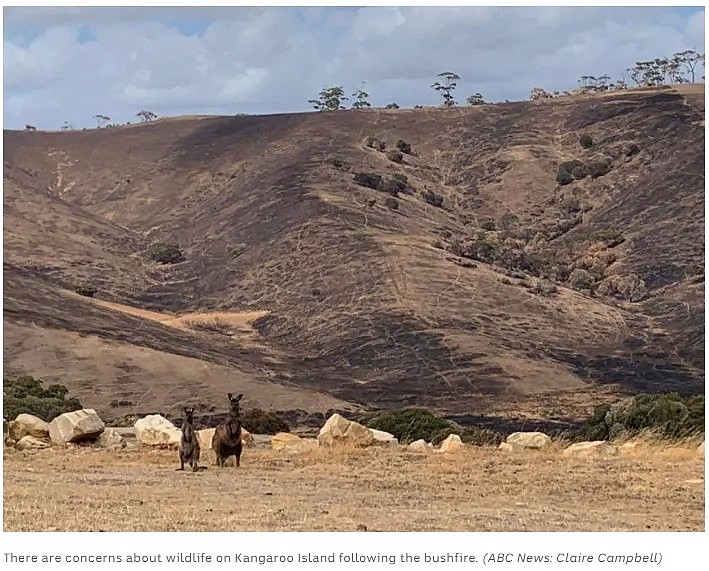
[4,441,704,532]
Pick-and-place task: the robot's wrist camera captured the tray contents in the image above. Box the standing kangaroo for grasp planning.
[212,393,244,467]
[178,406,200,472]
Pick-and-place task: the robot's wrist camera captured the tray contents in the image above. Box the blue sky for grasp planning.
[3,6,705,130]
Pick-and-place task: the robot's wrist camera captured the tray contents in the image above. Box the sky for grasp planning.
[3,6,705,130]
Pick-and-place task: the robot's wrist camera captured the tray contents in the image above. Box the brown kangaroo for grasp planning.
[212,393,243,467]
[178,406,200,472]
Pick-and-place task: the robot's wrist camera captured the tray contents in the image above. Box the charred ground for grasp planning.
[3,85,704,425]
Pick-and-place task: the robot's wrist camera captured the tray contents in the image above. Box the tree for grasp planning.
[431,72,460,107]
[308,86,348,111]
[676,50,705,83]
[94,114,110,128]
[61,121,74,131]
[136,110,157,123]
[351,83,371,110]
[465,93,485,106]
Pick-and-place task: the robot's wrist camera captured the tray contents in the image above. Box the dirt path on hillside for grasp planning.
[4,443,703,532]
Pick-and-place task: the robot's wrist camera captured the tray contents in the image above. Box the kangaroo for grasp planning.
[178,406,200,472]
[212,393,243,467]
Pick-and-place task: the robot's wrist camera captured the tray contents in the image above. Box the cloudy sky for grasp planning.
[3,5,705,130]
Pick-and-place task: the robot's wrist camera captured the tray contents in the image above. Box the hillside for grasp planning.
[3,85,704,425]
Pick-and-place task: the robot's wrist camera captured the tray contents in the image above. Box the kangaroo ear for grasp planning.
[236,394,244,402]
[227,392,233,400]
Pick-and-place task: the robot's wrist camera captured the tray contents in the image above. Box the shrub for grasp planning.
[622,142,640,157]
[241,409,290,434]
[572,393,704,441]
[387,150,404,163]
[353,172,382,190]
[499,212,519,231]
[392,173,408,184]
[385,103,400,109]
[396,139,412,154]
[569,268,595,290]
[3,375,82,422]
[561,196,582,213]
[530,278,558,296]
[593,228,625,247]
[556,160,586,185]
[377,140,387,151]
[420,189,444,207]
[360,407,454,444]
[330,158,344,168]
[384,197,399,210]
[362,136,377,148]
[587,156,612,178]
[579,133,593,149]
[151,244,183,264]
[480,218,497,231]
[380,177,406,196]
[75,284,97,298]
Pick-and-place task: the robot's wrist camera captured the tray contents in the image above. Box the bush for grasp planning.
[587,156,612,178]
[572,394,704,441]
[75,284,97,298]
[499,212,519,231]
[569,268,595,290]
[593,228,625,247]
[530,278,558,296]
[384,197,399,210]
[353,172,382,190]
[392,173,408,184]
[396,139,412,154]
[3,375,82,422]
[380,177,406,196]
[480,218,497,231]
[361,407,454,444]
[579,134,593,149]
[241,409,290,435]
[622,142,640,158]
[151,244,184,264]
[385,103,400,109]
[556,160,586,185]
[387,150,404,163]
[330,158,344,168]
[420,189,444,207]
[562,196,582,213]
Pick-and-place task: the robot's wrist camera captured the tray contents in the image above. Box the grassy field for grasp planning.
[3,439,704,532]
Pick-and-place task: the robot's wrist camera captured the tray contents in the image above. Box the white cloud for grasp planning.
[3,7,705,129]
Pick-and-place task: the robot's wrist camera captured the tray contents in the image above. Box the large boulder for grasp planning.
[369,429,398,447]
[408,439,429,452]
[563,441,619,458]
[48,409,105,445]
[439,434,465,453]
[317,413,374,447]
[8,414,50,442]
[16,435,52,450]
[271,432,302,450]
[505,431,552,450]
[134,415,181,449]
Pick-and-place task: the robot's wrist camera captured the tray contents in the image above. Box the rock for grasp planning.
[241,428,254,447]
[698,441,705,459]
[317,413,374,447]
[271,432,302,450]
[439,434,465,453]
[97,428,125,450]
[408,439,429,452]
[134,415,181,448]
[498,442,517,453]
[251,434,274,448]
[48,409,105,445]
[8,414,50,442]
[370,429,398,447]
[16,435,52,450]
[562,441,619,458]
[506,431,552,450]
[111,427,136,439]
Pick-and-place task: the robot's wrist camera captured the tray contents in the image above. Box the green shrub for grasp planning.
[387,150,404,163]
[241,409,290,435]
[396,139,412,154]
[151,244,184,264]
[556,160,586,185]
[75,284,97,298]
[572,394,705,441]
[480,218,497,231]
[384,197,399,210]
[385,103,400,109]
[569,268,595,290]
[562,196,582,213]
[360,407,455,444]
[353,172,382,190]
[421,189,444,207]
[579,134,593,149]
[432,426,503,446]
[587,156,612,178]
[3,375,82,422]
[593,228,625,247]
